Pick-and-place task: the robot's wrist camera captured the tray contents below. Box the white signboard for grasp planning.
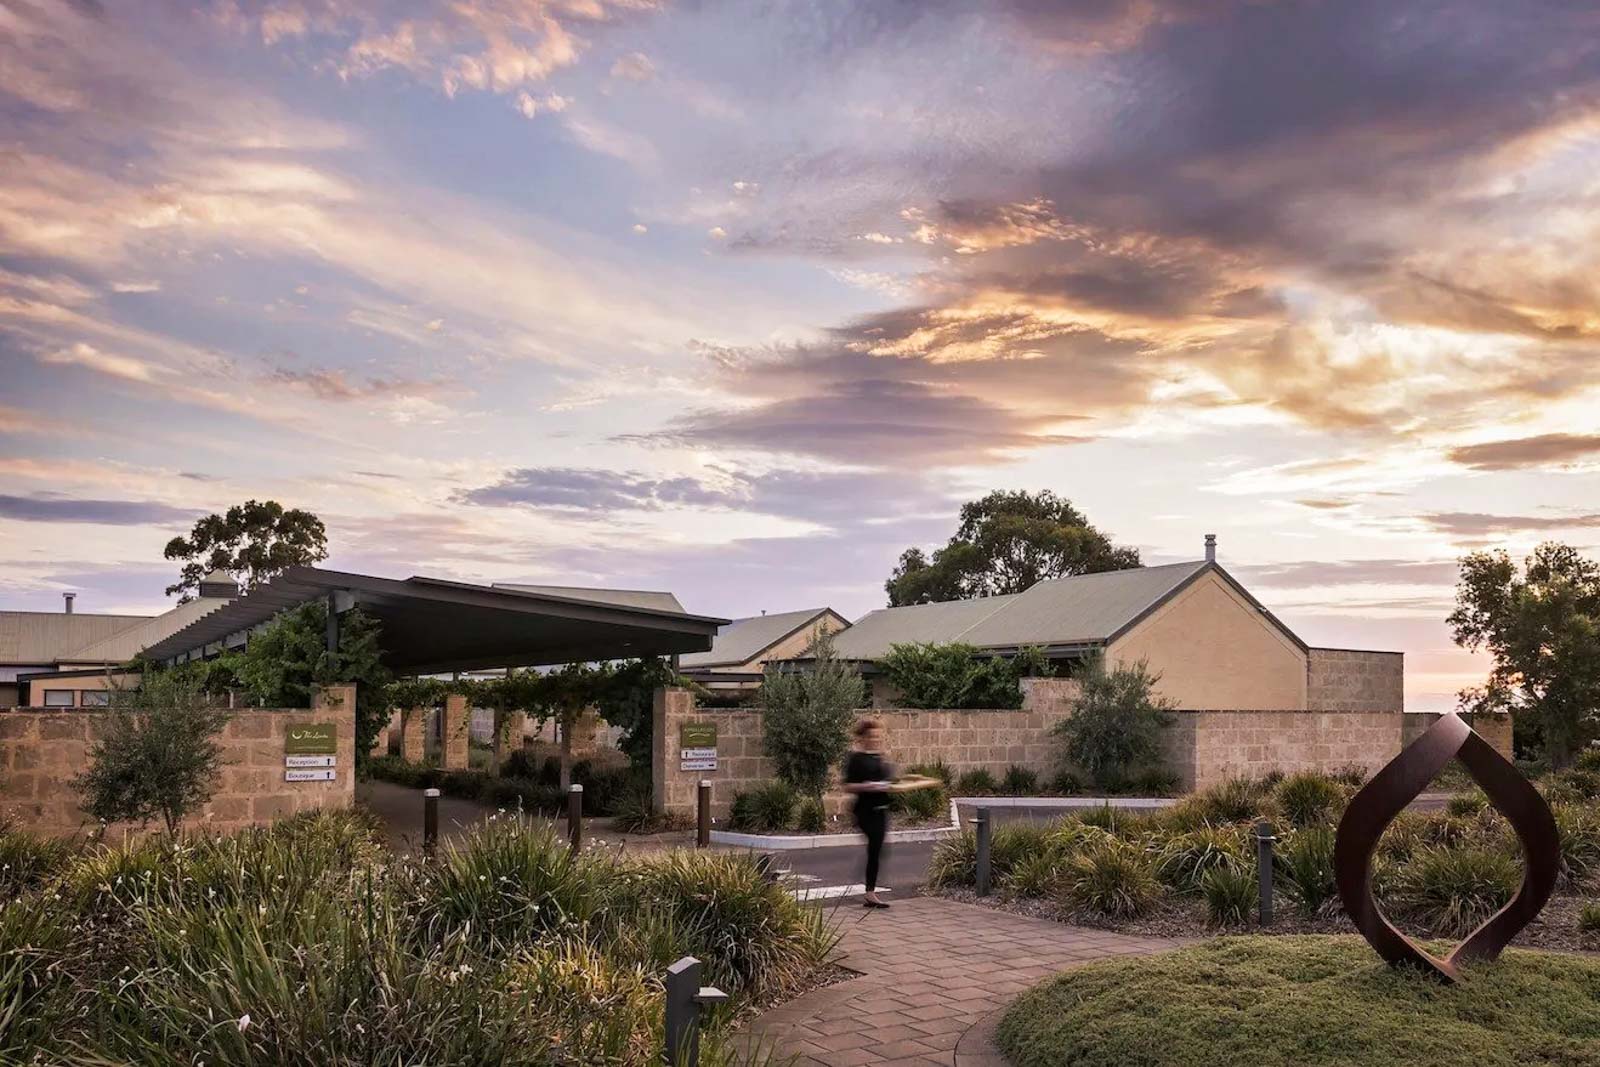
[285,768,337,783]
[681,747,717,760]
[285,755,337,768]
[680,758,717,771]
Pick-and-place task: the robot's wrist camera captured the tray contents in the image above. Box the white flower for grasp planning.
[237,1014,251,1032]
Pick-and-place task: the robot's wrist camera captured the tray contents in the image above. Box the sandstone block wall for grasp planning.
[0,684,356,838]
[1169,709,1402,791]
[1402,710,1513,761]
[1307,648,1404,712]
[653,679,1083,818]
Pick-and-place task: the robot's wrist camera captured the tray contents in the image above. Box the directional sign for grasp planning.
[285,755,336,768]
[681,747,717,760]
[680,758,717,771]
[285,768,337,783]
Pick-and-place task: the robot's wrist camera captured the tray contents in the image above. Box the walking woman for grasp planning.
[843,718,893,908]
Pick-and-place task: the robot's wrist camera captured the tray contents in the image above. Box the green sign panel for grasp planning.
[679,722,718,748]
[285,722,338,755]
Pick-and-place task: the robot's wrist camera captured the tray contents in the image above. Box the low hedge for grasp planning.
[997,936,1600,1067]
[367,755,639,817]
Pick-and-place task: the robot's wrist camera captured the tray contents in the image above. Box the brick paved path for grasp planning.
[745,898,1179,1067]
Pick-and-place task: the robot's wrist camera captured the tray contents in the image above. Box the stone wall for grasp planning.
[1167,709,1402,791]
[0,684,356,837]
[1401,710,1514,761]
[1307,648,1404,712]
[654,680,1082,817]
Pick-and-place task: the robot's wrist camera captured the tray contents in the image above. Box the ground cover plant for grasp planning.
[0,809,833,1064]
[928,767,1600,948]
[996,936,1600,1067]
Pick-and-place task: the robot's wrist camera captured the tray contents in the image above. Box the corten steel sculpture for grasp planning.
[1334,713,1559,983]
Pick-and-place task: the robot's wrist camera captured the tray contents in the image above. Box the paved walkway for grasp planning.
[745,897,1179,1067]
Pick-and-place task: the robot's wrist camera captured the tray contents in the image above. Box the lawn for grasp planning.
[997,935,1600,1067]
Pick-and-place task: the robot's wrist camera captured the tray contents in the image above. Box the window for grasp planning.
[80,690,110,707]
[42,690,75,707]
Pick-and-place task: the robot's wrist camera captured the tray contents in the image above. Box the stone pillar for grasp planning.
[494,710,526,773]
[1471,711,1514,762]
[442,692,470,769]
[651,687,695,814]
[401,707,426,763]
[368,715,389,759]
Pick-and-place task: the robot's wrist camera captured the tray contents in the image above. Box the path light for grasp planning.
[1334,713,1559,982]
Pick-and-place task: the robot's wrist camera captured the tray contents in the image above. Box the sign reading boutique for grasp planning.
[285,722,337,782]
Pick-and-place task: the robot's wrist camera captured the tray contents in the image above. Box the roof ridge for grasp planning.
[949,591,1027,643]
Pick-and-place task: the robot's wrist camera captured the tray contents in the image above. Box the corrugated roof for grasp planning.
[0,611,150,664]
[826,561,1214,660]
[830,593,1022,659]
[493,584,686,613]
[680,607,839,668]
[63,596,235,663]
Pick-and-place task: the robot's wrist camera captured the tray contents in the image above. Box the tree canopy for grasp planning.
[164,499,328,601]
[1449,542,1600,767]
[886,490,1141,606]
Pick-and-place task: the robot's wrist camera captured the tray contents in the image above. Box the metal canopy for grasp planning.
[141,566,728,674]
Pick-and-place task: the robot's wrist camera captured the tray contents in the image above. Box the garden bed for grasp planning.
[927,764,1600,956]
[996,936,1600,1067]
[0,808,835,1063]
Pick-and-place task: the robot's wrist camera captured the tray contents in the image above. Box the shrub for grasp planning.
[1061,840,1160,919]
[954,768,999,795]
[610,779,692,835]
[1155,827,1246,893]
[481,776,563,814]
[1001,765,1040,796]
[1047,770,1082,795]
[1550,803,1600,889]
[1202,865,1257,926]
[927,830,980,888]
[1131,767,1180,797]
[1556,768,1600,801]
[729,781,798,833]
[891,783,950,822]
[1575,747,1600,773]
[1389,846,1521,937]
[794,797,826,833]
[1007,849,1068,898]
[1277,826,1338,916]
[1580,900,1600,935]
[760,632,864,798]
[441,768,489,799]
[73,669,231,833]
[0,831,76,897]
[1329,764,1369,788]
[1050,656,1175,790]
[880,642,1051,709]
[1193,777,1273,825]
[1275,771,1344,827]
[1447,791,1489,817]
[907,760,953,786]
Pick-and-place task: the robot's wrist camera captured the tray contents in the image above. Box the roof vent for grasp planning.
[1204,534,1217,562]
[198,569,240,599]
[63,592,76,615]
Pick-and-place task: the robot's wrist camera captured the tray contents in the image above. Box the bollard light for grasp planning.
[1254,818,1278,925]
[663,956,728,1067]
[567,784,584,853]
[423,787,440,857]
[696,780,711,849]
[974,807,993,897]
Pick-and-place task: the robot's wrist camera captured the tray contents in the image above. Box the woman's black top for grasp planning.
[844,751,893,815]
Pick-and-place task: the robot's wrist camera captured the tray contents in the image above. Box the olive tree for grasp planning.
[760,632,866,799]
[1050,656,1175,790]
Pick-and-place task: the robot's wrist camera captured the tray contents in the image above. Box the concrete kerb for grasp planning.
[709,799,961,850]
[954,795,1178,810]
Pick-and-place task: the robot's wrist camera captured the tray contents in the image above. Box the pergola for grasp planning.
[142,566,726,674]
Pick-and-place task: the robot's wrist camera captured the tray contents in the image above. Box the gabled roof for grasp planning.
[494,584,686,614]
[0,611,149,665]
[62,595,235,663]
[825,561,1304,661]
[680,607,845,668]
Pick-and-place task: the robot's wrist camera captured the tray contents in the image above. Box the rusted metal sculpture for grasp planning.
[1334,713,1559,982]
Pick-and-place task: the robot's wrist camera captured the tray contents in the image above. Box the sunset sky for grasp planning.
[4,1,1599,710]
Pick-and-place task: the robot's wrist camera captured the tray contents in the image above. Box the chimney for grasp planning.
[1204,534,1217,563]
[63,592,76,614]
